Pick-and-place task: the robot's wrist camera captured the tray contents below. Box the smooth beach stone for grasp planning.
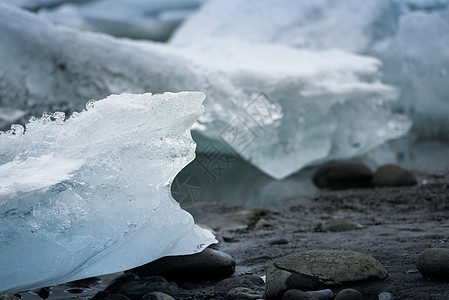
[335,288,364,300]
[269,238,289,245]
[320,219,362,232]
[91,292,131,300]
[117,276,178,300]
[227,287,263,300]
[282,289,319,300]
[142,292,175,300]
[378,292,393,300]
[306,289,334,300]
[312,163,373,190]
[417,248,449,281]
[128,248,235,280]
[215,275,265,293]
[265,250,387,299]
[371,164,417,187]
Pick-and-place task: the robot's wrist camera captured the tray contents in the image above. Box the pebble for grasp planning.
[91,292,131,300]
[334,289,363,300]
[37,287,50,299]
[215,275,265,293]
[417,248,449,281]
[371,164,417,187]
[319,219,362,232]
[306,289,334,300]
[141,292,175,300]
[116,276,178,300]
[378,292,393,300]
[282,289,319,300]
[227,287,263,300]
[265,250,387,299]
[312,163,373,190]
[269,238,289,245]
[128,248,235,280]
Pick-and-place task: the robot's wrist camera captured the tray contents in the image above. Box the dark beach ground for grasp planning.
[15,169,449,300]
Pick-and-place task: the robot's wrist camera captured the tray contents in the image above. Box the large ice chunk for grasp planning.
[172,0,449,141]
[0,4,410,179]
[0,92,216,293]
[170,0,397,52]
[38,0,207,41]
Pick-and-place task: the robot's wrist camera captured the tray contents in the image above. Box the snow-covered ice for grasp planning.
[0,4,411,179]
[0,92,216,292]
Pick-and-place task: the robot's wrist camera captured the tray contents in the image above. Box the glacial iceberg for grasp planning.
[37,0,207,41]
[0,92,216,293]
[173,0,449,140]
[0,4,410,179]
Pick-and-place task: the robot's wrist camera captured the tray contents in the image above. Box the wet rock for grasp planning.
[378,292,393,300]
[227,287,263,300]
[265,250,387,299]
[282,289,319,300]
[128,248,235,281]
[312,163,373,190]
[215,275,265,293]
[269,238,289,245]
[106,273,140,293]
[0,294,20,300]
[306,289,334,300]
[335,289,363,300]
[417,248,449,281]
[91,292,131,300]
[142,292,175,300]
[201,208,271,231]
[37,287,50,299]
[117,276,178,300]
[372,165,417,187]
[319,219,362,232]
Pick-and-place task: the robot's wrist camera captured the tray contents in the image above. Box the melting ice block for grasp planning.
[0,4,410,179]
[37,0,207,41]
[0,92,216,293]
[172,0,449,141]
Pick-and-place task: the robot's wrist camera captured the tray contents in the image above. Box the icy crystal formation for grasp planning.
[173,0,449,139]
[0,4,411,179]
[0,92,216,293]
[38,0,207,41]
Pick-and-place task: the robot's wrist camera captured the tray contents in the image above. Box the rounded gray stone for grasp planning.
[312,163,373,190]
[128,248,235,280]
[335,288,363,300]
[372,164,416,187]
[265,250,387,299]
[417,248,449,281]
[142,292,175,300]
[282,289,319,300]
[227,287,263,300]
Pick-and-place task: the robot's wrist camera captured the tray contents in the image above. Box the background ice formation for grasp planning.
[0,3,411,179]
[173,0,449,140]
[0,92,216,293]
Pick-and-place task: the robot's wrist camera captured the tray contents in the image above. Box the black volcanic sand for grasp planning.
[17,171,449,300]
[180,171,449,299]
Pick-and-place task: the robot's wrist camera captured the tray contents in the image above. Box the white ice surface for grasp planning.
[0,4,410,179]
[0,92,216,293]
[38,0,207,40]
[172,0,449,140]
